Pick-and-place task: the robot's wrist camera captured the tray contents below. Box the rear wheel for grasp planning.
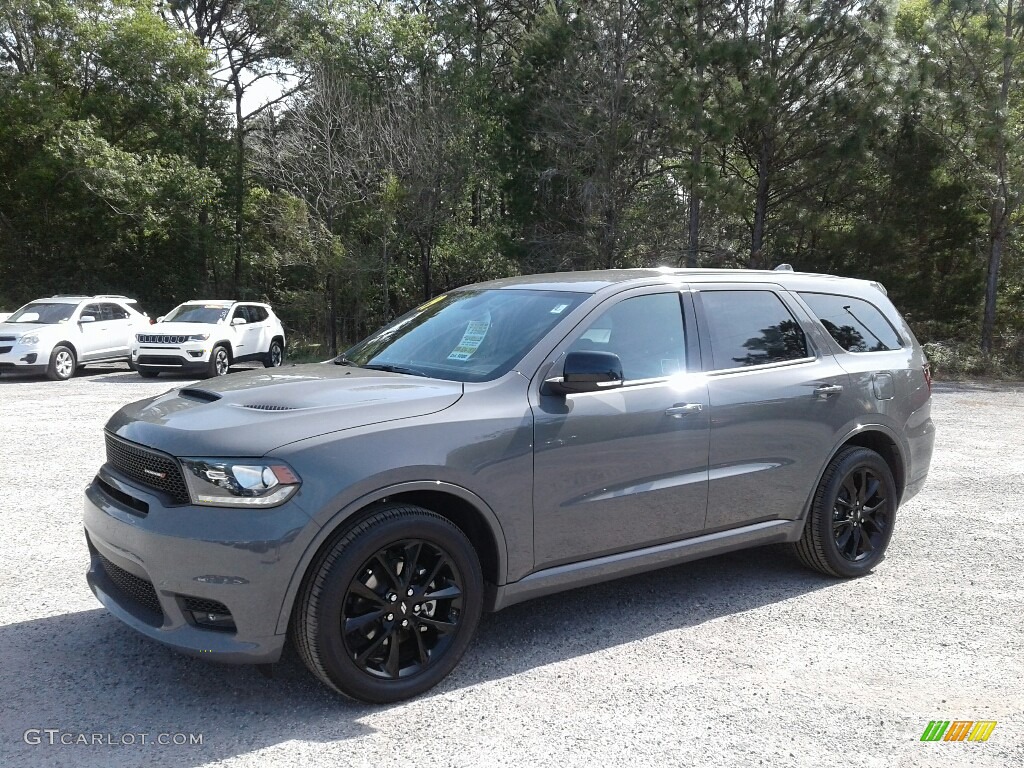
[292,504,483,703]
[46,346,76,381]
[794,446,897,577]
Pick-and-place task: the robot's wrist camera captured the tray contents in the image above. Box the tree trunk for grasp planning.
[328,271,338,356]
[750,137,772,268]
[232,80,245,297]
[687,1,706,269]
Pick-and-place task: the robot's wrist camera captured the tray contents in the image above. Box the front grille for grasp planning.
[0,346,11,354]
[137,355,184,367]
[0,335,15,342]
[138,334,190,344]
[97,553,163,617]
[105,433,190,504]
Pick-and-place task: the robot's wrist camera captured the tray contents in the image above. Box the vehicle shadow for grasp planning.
[0,545,835,768]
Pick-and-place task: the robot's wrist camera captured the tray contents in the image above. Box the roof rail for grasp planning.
[773,263,794,272]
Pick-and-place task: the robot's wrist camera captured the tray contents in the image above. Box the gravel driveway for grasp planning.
[0,367,1021,768]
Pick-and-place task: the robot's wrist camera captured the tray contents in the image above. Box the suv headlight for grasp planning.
[180,458,301,507]
[19,334,40,345]
[187,333,210,341]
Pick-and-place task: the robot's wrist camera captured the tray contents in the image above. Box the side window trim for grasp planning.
[692,286,818,374]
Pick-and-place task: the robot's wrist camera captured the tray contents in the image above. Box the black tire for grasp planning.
[206,344,230,378]
[46,345,76,381]
[263,339,284,368]
[137,367,159,379]
[794,446,897,578]
[127,359,137,371]
[292,504,484,703]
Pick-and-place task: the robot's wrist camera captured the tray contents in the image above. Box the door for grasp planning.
[532,289,710,569]
[102,303,132,358]
[229,305,260,359]
[75,303,108,361]
[693,286,860,531]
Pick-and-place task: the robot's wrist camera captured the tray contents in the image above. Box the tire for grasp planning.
[263,339,284,368]
[46,345,76,381]
[137,367,159,379]
[127,359,137,371]
[794,446,897,578]
[292,504,484,703]
[206,344,231,378]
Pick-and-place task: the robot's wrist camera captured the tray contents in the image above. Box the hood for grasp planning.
[106,364,464,456]
[0,321,65,338]
[140,321,220,336]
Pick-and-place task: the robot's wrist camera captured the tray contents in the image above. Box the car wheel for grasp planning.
[46,346,77,381]
[292,504,484,703]
[206,345,230,378]
[127,359,137,372]
[137,367,159,379]
[794,446,897,578]
[263,339,284,368]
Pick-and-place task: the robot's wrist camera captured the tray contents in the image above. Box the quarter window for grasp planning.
[798,293,902,352]
[567,293,686,381]
[700,290,809,370]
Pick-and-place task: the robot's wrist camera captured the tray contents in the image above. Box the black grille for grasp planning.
[181,596,230,614]
[0,335,15,342]
[137,355,185,367]
[0,346,11,354]
[105,433,190,504]
[138,334,190,344]
[97,553,163,617]
[242,404,295,411]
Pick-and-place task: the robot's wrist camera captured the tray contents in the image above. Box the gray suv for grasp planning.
[84,268,934,702]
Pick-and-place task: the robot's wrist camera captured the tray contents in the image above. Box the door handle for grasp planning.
[813,384,843,398]
[665,403,703,418]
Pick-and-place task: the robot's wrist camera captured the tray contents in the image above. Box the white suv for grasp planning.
[132,300,285,378]
[0,295,149,380]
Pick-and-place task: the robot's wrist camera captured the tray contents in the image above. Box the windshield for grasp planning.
[163,304,229,324]
[6,302,76,324]
[341,289,586,382]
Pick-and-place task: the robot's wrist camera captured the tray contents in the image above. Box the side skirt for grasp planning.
[487,519,804,612]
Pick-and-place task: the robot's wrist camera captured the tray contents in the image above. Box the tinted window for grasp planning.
[567,293,685,381]
[163,304,229,323]
[6,302,76,324]
[799,293,902,353]
[81,304,102,321]
[700,290,809,370]
[248,306,268,322]
[343,289,586,383]
[105,303,129,320]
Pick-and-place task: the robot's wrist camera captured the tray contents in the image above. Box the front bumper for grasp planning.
[0,343,46,373]
[133,341,213,371]
[84,468,320,664]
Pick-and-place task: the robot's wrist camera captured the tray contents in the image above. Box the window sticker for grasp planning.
[447,320,490,361]
[581,328,611,344]
[550,303,570,314]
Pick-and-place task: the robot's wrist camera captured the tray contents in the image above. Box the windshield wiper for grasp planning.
[361,363,428,377]
[333,356,358,366]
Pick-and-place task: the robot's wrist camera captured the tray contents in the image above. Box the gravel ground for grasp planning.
[0,367,1021,768]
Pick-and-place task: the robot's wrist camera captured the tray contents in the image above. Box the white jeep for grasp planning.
[0,295,149,380]
[132,300,286,378]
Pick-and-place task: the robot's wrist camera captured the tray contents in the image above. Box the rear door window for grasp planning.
[699,290,809,370]
[798,293,902,352]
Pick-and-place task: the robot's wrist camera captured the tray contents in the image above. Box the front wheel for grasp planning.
[794,446,897,578]
[206,345,230,378]
[136,367,159,379]
[263,339,284,368]
[292,504,483,703]
[46,345,77,381]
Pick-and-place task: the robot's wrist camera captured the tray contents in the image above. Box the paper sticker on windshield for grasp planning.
[447,320,490,361]
[550,303,569,314]
[581,328,611,343]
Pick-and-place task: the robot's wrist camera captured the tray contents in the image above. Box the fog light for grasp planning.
[188,350,204,358]
[189,610,236,632]
[21,353,37,364]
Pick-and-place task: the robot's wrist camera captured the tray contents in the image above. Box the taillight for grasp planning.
[923,362,932,395]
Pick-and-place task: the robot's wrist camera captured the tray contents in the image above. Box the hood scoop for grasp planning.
[240,403,297,411]
[179,388,222,403]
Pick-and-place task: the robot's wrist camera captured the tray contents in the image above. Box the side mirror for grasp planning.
[544,351,624,395]
[231,317,247,326]
[79,315,96,324]
[156,316,164,323]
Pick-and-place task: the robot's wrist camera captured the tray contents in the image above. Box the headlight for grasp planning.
[187,333,210,341]
[19,334,39,345]
[180,458,301,507]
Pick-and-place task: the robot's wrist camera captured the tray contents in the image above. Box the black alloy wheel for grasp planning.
[292,504,483,703]
[794,446,897,578]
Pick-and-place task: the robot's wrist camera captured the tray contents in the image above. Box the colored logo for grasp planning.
[920,720,997,742]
